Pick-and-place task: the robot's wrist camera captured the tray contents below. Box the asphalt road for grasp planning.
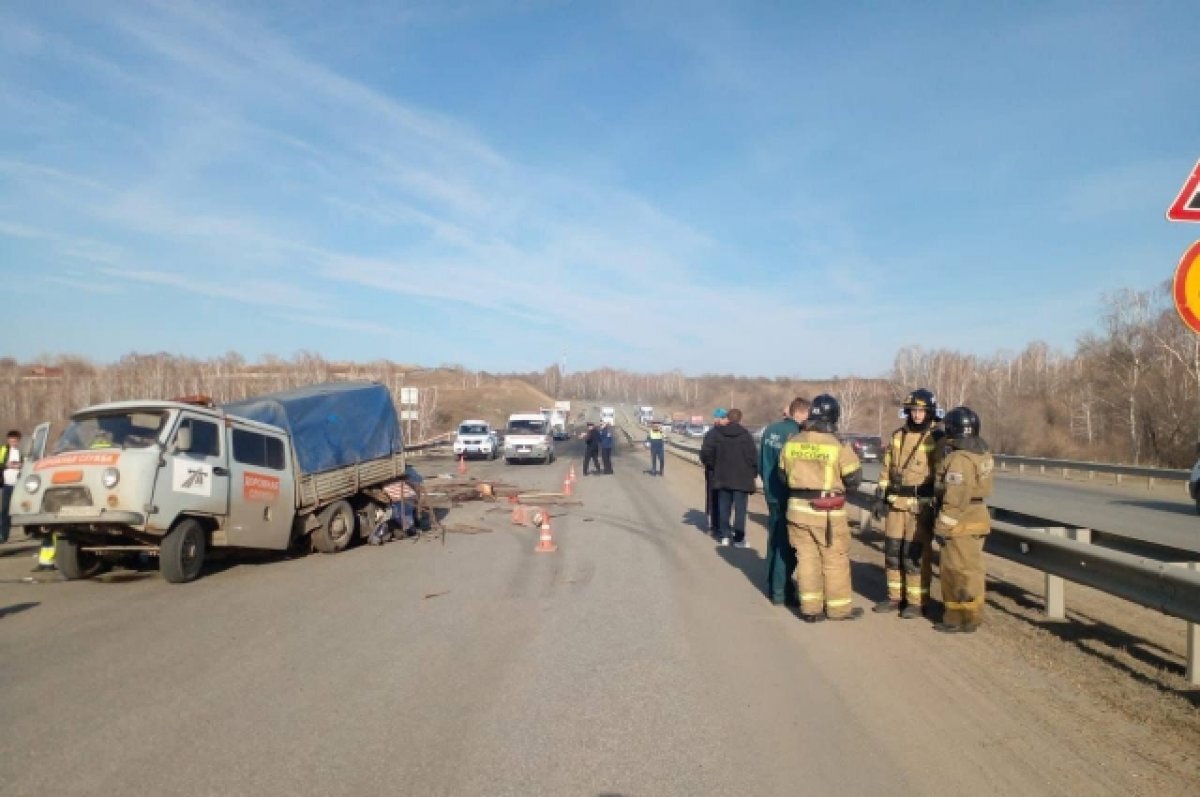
[0,435,1184,796]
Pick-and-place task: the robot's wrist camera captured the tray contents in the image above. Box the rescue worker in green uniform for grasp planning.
[779,394,864,622]
[872,388,940,618]
[758,397,809,606]
[933,406,994,633]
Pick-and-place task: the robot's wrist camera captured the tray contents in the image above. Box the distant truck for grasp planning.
[9,382,407,583]
[638,406,654,424]
[601,406,616,424]
[504,413,556,464]
[539,406,570,440]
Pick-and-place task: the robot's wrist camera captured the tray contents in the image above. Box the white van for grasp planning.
[503,413,555,464]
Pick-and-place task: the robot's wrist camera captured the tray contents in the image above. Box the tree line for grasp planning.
[525,283,1199,468]
[4,282,1196,467]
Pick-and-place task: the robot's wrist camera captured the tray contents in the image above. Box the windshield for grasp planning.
[508,419,546,433]
[459,424,489,435]
[55,410,168,453]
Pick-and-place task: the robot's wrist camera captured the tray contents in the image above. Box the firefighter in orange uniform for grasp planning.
[779,394,864,622]
[933,406,994,633]
[872,388,940,618]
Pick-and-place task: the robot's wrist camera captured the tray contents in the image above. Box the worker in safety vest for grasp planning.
[932,406,994,633]
[758,397,809,606]
[872,388,941,618]
[1,429,22,544]
[779,394,864,622]
[644,422,667,476]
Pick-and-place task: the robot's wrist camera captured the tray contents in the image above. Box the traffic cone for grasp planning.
[568,465,577,483]
[563,476,573,497]
[535,508,557,553]
[511,504,529,525]
[457,454,467,475]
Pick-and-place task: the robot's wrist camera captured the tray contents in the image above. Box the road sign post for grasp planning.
[1172,241,1200,333]
[1167,159,1200,222]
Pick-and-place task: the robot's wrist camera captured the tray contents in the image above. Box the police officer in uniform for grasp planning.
[872,389,940,618]
[779,394,864,622]
[933,406,994,633]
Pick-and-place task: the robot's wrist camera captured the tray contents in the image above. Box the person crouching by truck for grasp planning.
[645,422,667,476]
[370,465,426,544]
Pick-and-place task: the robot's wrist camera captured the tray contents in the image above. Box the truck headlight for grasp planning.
[24,474,42,494]
[102,468,121,489]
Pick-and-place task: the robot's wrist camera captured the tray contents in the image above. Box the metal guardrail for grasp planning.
[994,455,1189,486]
[985,520,1200,625]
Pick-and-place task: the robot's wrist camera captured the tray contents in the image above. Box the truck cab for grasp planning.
[11,400,296,583]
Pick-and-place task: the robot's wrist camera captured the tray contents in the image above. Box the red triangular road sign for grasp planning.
[1167,159,1200,222]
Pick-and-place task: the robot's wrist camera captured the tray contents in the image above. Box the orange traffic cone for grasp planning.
[568,465,577,483]
[563,476,573,497]
[458,454,467,475]
[511,504,529,525]
[535,508,557,553]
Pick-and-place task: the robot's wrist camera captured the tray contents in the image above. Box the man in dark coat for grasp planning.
[699,408,727,534]
[580,422,601,475]
[701,408,759,547]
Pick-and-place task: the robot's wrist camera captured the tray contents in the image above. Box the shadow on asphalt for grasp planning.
[0,601,39,619]
[714,545,769,600]
[681,509,709,532]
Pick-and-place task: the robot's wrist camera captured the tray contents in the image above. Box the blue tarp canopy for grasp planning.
[222,381,403,475]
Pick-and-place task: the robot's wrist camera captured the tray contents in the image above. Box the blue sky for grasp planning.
[2,1,1198,377]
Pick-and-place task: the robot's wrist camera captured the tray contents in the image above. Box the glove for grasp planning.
[871,487,887,522]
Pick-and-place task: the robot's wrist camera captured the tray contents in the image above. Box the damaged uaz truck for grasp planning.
[9,381,407,583]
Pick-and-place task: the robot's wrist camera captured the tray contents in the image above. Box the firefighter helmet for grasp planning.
[943,406,981,439]
[807,394,841,429]
[903,388,937,413]
[902,388,938,428]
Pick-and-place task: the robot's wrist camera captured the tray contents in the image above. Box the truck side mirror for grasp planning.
[28,421,51,462]
[174,425,193,453]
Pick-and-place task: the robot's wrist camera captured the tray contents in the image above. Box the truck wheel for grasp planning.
[56,537,110,580]
[312,500,355,553]
[160,518,207,584]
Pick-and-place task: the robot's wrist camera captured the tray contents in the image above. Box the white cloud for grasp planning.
[0,0,882,376]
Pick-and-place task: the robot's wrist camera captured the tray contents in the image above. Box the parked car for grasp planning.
[453,420,499,460]
[1190,457,1200,514]
[844,434,883,462]
[683,424,710,438]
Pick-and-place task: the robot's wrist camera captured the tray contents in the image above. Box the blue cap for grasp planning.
[713,408,728,419]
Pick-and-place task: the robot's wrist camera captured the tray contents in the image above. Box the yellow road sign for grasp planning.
[1173,241,1200,333]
